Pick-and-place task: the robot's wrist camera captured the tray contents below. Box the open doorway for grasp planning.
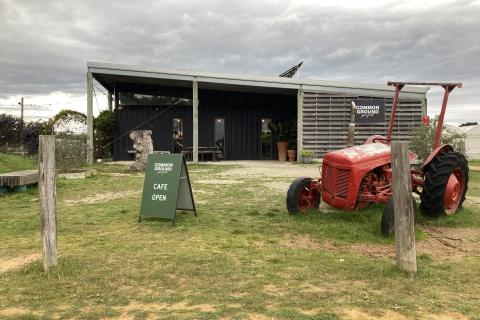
[172,118,183,153]
[261,118,272,159]
[214,117,225,159]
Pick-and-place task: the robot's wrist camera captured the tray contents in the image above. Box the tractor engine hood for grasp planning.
[324,143,417,167]
[324,143,392,167]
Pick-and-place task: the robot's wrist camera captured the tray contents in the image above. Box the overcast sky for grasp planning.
[0,0,478,123]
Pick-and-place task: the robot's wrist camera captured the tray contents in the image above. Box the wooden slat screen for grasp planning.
[302,92,425,157]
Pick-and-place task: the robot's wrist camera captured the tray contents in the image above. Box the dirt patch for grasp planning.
[64,190,141,205]
[262,284,286,296]
[300,283,328,293]
[469,165,480,171]
[0,307,38,317]
[418,311,469,319]
[280,227,479,259]
[189,169,214,173]
[263,181,291,192]
[113,301,216,314]
[296,308,322,316]
[195,179,244,185]
[0,254,40,273]
[280,234,394,258]
[465,195,480,206]
[341,308,469,320]
[419,226,479,258]
[341,308,407,319]
[248,314,276,320]
[103,172,142,177]
[217,160,319,178]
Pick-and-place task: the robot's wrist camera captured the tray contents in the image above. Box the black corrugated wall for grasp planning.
[114,88,296,160]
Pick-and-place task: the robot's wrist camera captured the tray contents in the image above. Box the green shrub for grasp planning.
[301,150,313,158]
[410,118,466,162]
[94,110,115,159]
[0,114,23,148]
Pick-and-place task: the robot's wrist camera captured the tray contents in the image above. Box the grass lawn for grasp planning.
[0,153,36,174]
[0,153,479,319]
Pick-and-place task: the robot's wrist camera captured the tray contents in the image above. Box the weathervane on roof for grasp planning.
[279,61,304,78]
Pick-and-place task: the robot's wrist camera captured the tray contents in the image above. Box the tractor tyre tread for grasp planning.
[286,177,320,215]
[420,151,468,217]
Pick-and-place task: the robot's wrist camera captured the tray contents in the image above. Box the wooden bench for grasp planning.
[0,170,38,193]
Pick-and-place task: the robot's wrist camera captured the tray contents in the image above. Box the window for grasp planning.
[172,118,183,153]
[119,93,192,106]
[214,117,225,159]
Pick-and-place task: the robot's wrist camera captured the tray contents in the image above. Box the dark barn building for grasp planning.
[85,62,427,163]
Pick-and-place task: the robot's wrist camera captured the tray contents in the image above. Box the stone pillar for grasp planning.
[129,130,153,172]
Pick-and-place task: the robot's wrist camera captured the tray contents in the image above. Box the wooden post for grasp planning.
[192,79,199,164]
[20,97,24,122]
[391,141,417,273]
[347,102,356,147]
[38,135,57,272]
[347,123,355,147]
[86,72,94,165]
[297,87,303,162]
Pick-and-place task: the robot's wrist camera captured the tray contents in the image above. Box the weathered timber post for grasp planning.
[38,135,57,272]
[391,141,417,273]
[347,101,356,147]
[129,130,153,172]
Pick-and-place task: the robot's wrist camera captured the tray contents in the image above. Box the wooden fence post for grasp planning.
[347,123,355,147]
[391,141,417,273]
[38,135,57,272]
[347,102,356,147]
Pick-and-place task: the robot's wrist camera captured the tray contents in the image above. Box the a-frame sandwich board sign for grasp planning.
[139,153,196,223]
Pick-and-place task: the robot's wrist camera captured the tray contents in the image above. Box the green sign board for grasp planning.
[139,154,196,222]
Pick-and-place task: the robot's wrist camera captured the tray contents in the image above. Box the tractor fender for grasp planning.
[422,145,454,169]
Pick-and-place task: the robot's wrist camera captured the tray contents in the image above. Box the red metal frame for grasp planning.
[386,82,462,151]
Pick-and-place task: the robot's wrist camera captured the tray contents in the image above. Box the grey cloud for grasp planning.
[0,0,479,121]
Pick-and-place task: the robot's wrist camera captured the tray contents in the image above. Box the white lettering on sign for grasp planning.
[153,183,168,190]
[152,194,167,201]
[154,162,174,175]
[352,101,381,119]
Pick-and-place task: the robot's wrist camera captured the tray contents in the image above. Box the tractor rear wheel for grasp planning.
[286,177,320,214]
[420,151,468,217]
[381,196,418,236]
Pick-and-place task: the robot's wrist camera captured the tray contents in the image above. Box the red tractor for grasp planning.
[286,82,469,235]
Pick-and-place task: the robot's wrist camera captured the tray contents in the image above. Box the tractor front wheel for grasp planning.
[286,177,320,214]
[381,196,418,236]
[420,151,469,217]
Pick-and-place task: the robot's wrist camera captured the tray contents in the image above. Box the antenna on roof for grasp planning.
[279,61,304,78]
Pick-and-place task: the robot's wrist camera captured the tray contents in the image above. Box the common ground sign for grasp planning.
[352,99,385,124]
[139,154,196,223]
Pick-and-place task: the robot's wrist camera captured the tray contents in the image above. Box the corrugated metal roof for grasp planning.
[87,61,428,98]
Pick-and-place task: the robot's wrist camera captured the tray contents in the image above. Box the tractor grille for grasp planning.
[323,164,350,198]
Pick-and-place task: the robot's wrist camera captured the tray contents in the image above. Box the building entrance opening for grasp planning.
[214,117,225,159]
[261,118,272,159]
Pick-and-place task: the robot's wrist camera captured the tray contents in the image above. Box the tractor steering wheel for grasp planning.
[372,137,390,144]
[365,135,389,145]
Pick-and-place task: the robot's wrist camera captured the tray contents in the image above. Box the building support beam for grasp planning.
[87,72,94,165]
[297,86,303,162]
[192,80,199,163]
[107,92,113,112]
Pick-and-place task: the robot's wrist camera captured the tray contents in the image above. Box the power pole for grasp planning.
[19,97,24,122]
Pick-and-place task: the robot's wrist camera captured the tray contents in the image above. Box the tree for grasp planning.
[410,118,466,162]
